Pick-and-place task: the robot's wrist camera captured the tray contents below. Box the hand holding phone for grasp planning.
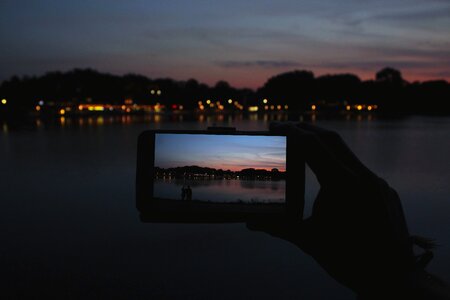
[248,123,421,296]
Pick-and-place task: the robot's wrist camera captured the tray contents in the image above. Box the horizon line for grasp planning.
[155,165,286,173]
[1,66,448,91]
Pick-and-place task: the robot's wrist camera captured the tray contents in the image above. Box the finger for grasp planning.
[270,122,353,185]
[296,123,375,178]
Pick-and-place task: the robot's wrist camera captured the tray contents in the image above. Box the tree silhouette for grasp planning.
[260,70,315,111]
[376,67,404,85]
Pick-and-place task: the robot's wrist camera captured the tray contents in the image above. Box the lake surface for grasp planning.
[154,178,286,203]
[1,115,450,299]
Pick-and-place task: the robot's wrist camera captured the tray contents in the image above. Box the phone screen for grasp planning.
[153,133,287,204]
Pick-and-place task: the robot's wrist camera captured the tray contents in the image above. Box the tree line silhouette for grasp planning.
[1,67,449,120]
[155,166,286,180]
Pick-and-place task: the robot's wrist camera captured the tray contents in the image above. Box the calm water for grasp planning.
[1,115,450,299]
[154,178,286,203]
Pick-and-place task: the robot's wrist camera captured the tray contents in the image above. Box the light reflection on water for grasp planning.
[154,178,285,203]
[2,112,384,133]
[25,112,383,129]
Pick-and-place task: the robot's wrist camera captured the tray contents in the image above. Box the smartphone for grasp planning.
[136,127,304,222]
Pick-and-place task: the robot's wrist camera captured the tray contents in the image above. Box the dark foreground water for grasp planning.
[1,116,450,299]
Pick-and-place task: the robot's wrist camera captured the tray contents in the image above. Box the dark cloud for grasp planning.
[374,5,450,23]
[313,58,448,72]
[216,60,303,69]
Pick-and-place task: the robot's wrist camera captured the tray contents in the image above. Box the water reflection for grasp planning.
[1,112,380,132]
[154,178,285,203]
[2,122,8,133]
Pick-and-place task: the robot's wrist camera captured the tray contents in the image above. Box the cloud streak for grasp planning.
[216,60,303,69]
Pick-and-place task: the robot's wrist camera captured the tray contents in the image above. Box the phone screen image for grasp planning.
[153,133,287,204]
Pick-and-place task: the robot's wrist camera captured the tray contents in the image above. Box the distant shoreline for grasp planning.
[154,165,286,181]
[1,68,449,122]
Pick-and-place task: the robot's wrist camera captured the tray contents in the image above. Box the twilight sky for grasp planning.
[155,134,286,172]
[1,0,449,88]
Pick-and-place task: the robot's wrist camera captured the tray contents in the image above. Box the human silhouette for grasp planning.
[181,185,186,200]
[247,122,449,299]
[186,185,192,201]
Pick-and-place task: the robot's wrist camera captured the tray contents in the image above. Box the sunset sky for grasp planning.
[1,0,449,88]
[155,134,286,172]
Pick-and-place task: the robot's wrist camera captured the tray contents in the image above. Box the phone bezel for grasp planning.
[136,129,304,222]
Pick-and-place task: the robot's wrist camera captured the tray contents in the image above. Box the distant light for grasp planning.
[218,105,224,110]
[121,105,126,110]
[150,90,155,95]
[171,104,177,109]
[199,105,205,110]
[346,105,351,111]
[284,105,289,110]
[157,90,161,95]
[59,109,65,115]
[263,99,268,104]
[65,107,72,112]
[1,99,6,105]
[311,105,316,111]
[38,100,44,106]
[179,105,184,110]
[126,108,131,113]
[248,106,259,112]
[234,101,239,105]
[35,105,41,111]
[94,106,104,111]
[264,105,269,110]
[198,101,203,105]
[206,99,211,104]
[78,105,84,111]
[209,103,214,108]
[270,105,274,110]
[367,105,373,111]
[277,105,282,110]
[228,99,233,104]
[125,99,133,105]
[357,105,363,111]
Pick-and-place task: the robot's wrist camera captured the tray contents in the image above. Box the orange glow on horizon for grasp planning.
[208,164,286,173]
